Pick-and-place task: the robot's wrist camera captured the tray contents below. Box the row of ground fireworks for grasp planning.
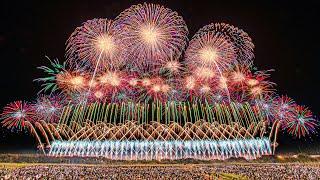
[1,3,317,139]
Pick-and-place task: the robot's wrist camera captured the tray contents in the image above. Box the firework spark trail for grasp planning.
[86,50,104,99]
[213,60,232,102]
[56,101,265,129]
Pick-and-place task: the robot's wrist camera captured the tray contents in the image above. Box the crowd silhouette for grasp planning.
[1,163,320,179]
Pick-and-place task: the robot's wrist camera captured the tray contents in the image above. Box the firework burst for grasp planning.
[273,96,296,122]
[253,96,276,123]
[56,71,88,93]
[246,71,276,99]
[185,31,236,71]
[32,95,64,123]
[194,23,255,62]
[284,105,317,138]
[159,60,185,78]
[1,101,35,129]
[114,3,189,69]
[34,57,66,94]
[66,18,124,71]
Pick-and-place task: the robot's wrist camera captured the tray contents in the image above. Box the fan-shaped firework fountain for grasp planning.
[1,3,318,160]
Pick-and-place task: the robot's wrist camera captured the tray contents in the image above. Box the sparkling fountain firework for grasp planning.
[1,3,318,161]
[49,138,272,160]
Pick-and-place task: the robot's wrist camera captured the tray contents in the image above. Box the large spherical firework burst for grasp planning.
[66,18,124,70]
[1,101,35,129]
[185,30,236,71]
[193,23,255,63]
[114,3,188,69]
[185,24,252,102]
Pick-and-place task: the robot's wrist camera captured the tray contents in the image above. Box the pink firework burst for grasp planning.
[97,70,130,102]
[246,71,276,99]
[1,101,35,129]
[32,95,65,123]
[229,63,253,86]
[194,23,255,62]
[66,18,124,71]
[253,96,277,123]
[114,3,189,70]
[185,30,236,71]
[273,96,296,122]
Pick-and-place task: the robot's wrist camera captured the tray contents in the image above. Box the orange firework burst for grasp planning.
[248,80,275,99]
[56,71,88,92]
[230,64,252,84]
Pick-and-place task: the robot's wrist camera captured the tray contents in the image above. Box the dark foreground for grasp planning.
[1,163,320,179]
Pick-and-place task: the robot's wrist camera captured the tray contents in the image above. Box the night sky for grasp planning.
[0,0,319,152]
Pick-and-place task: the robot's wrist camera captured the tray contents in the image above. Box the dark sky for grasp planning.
[0,0,319,152]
